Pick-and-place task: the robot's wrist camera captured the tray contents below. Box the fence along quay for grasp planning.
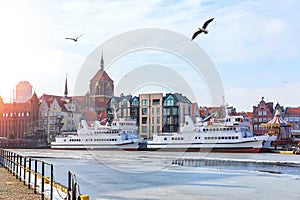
[0,149,89,200]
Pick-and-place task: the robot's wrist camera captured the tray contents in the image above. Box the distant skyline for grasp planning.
[0,0,299,111]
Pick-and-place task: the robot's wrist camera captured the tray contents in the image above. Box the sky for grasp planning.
[0,0,299,112]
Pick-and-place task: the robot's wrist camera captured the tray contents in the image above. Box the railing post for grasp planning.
[50,164,53,200]
[28,158,31,189]
[23,157,26,185]
[42,162,45,200]
[68,171,71,200]
[19,156,22,181]
[12,153,16,176]
[16,154,19,179]
[34,159,37,194]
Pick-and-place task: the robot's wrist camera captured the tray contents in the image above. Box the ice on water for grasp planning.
[12,149,300,200]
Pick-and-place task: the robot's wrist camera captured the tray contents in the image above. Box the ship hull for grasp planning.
[145,139,265,153]
[51,141,139,151]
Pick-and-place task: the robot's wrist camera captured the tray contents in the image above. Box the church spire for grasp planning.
[64,74,68,97]
[100,51,104,71]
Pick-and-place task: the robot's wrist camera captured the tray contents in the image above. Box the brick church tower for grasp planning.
[89,52,114,121]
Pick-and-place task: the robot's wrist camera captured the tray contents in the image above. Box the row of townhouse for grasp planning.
[107,93,198,139]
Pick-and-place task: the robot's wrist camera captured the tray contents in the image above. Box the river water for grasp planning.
[11,149,300,200]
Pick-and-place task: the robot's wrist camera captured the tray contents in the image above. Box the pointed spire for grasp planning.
[100,50,104,71]
[64,73,68,97]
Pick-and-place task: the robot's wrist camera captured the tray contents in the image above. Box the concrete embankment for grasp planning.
[0,167,41,200]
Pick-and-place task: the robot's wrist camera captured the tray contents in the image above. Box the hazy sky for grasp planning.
[0,0,299,111]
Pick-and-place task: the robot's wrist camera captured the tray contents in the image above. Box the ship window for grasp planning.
[235,136,238,139]
[164,137,167,140]
[225,137,228,139]
[221,137,224,139]
[228,136,232,139]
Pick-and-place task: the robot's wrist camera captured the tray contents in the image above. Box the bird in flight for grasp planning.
[191,18,214,41]
[65,33,84,42]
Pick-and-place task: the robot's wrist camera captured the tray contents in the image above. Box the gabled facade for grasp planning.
[89,53,114,111]
[252,97,274,135]
[38,94,81,142]
[107,94,132,123]
[130,96,139,125]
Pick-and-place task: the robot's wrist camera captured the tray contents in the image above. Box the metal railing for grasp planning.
[0,149,86,200]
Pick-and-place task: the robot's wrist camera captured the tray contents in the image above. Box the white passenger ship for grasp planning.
[51,118,140,150]
[146,106,270,153]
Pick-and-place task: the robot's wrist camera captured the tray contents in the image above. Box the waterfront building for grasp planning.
[16,81,33,103]
[283,107,300,140]
[139,93,163,139]
[74,52,114,123]
[162,93,192,133]
[252,97,274,135]
[107,92,193,139]
[107,94,132,121]
[0,93,39,139]
[130,96,140,125]
[38,94,81,142]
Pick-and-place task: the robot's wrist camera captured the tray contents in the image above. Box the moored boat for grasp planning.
[51,118,140,150]
[144,105,270,153]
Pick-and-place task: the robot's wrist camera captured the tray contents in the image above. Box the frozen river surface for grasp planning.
[12,149,300,200]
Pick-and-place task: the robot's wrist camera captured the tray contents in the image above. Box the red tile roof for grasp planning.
[90,70,113,82]
[285,107,300,115]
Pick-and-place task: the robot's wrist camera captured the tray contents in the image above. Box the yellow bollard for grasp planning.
[80,194,90,200]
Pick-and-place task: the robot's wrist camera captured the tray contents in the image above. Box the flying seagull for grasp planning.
[191,18,214,41]
[65,33,84,42]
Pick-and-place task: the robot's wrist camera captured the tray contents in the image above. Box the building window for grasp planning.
[142,126,147,133]
[258,118,262,122]
[122,99,128,106]
[253,118,257,122]
[263,118,267,122]
[263,111,267,116]
[142,100,148,106]
[152,99,160,105]
[142,108,148,115]
[157,107,160,115]
[258,111,262,116]
[157,126,160,133]
[142,117,147,124]
[132,98,139,106]
[157,116,160,124]
[172,107,178,115]
[254,125,258,130]
[152,108,154,114]
[164,95,175,106]
[163,108,170,115]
